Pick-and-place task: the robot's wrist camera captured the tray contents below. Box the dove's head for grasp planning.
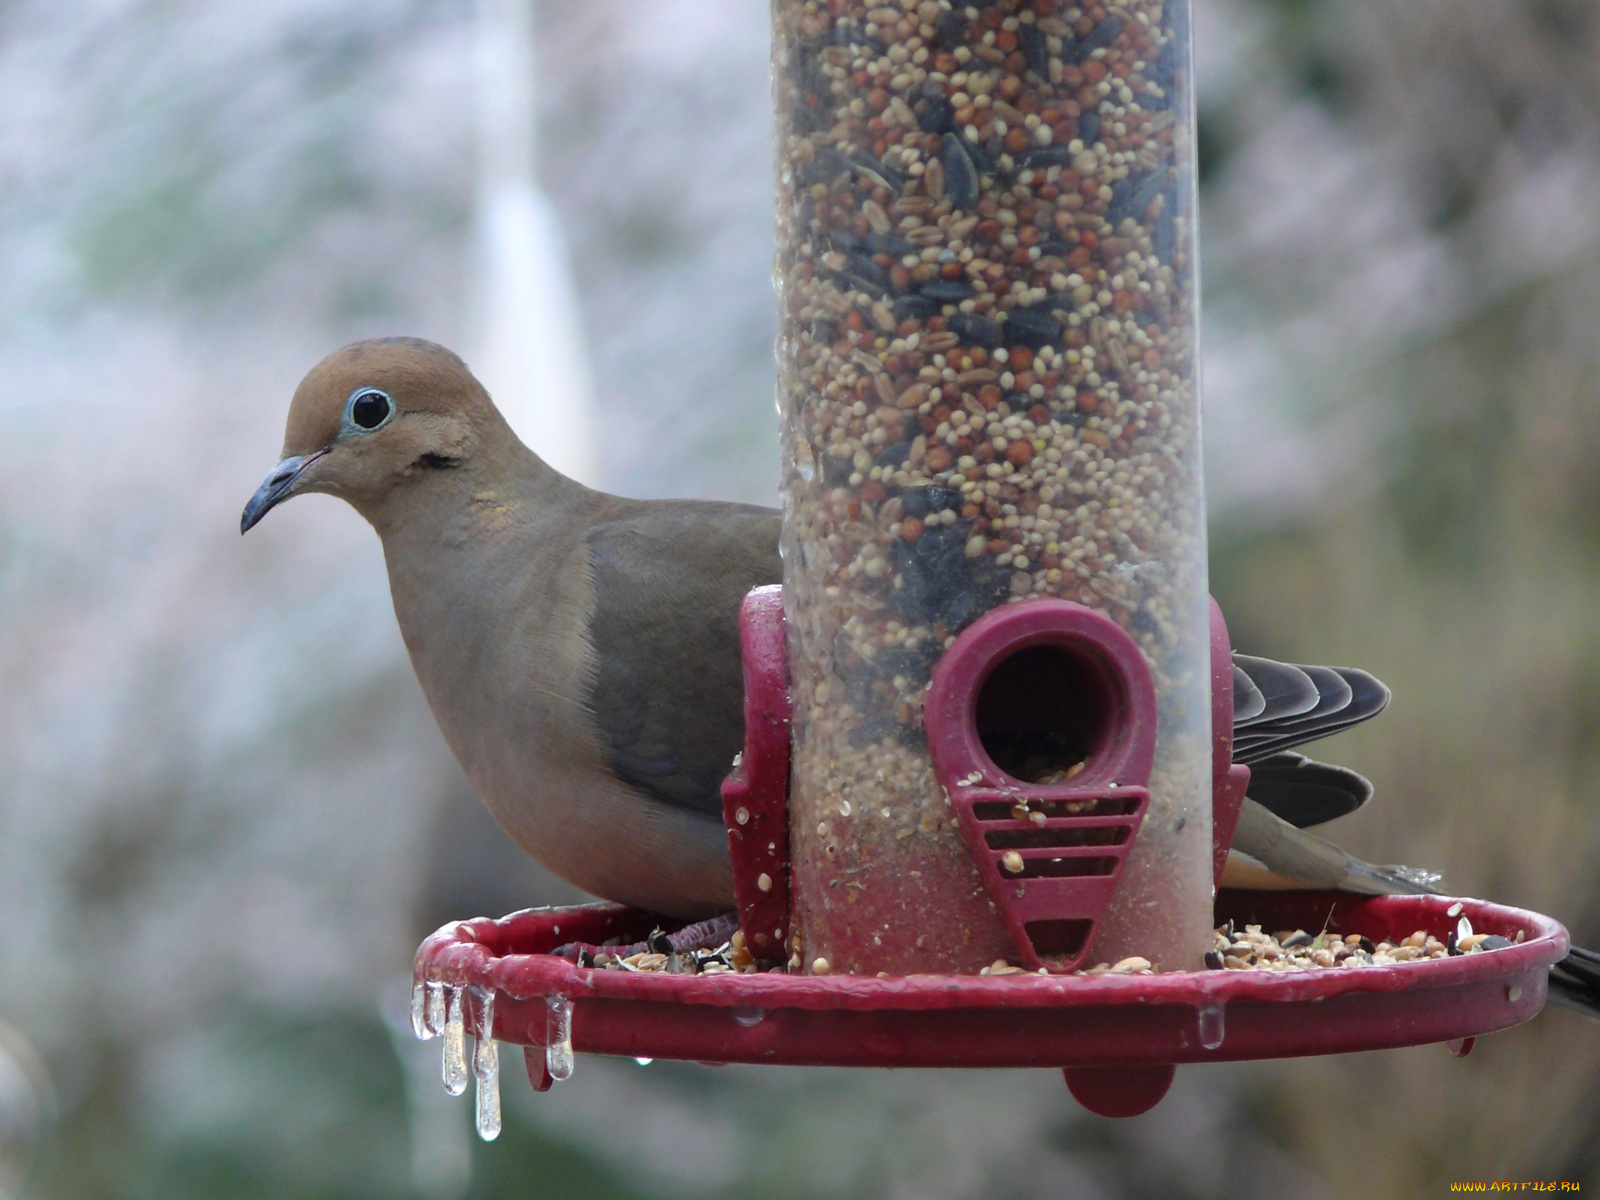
[242,338,512,533]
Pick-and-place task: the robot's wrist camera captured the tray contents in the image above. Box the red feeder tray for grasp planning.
[413,588,1571,1123]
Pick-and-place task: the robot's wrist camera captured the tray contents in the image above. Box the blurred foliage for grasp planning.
[1202,1,1600,1193]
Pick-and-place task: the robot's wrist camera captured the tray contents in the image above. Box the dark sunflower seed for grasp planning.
[863,231,914,257]
[1080,14,1123,56]
[1004,307,1062,348]
[1014,145,1074,171]
[1109,170,1166,222]
[950,312,1001,348]
[922,278,976,303]
[893,294,938,321]
[1018,23,1048,76]
[941,133,980,209]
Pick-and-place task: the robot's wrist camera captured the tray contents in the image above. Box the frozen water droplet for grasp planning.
[732,1006,766,1028]
[425,980,446,1037]
[1198,1002,1225,1050]
[441,988,468,1096]
[1389,865,1444,890]
[410,980,430,1040]
[474,1036,501,1141]
[634,1057,653,1066]
[545,995,574,1082]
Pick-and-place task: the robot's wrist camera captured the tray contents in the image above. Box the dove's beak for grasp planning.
[241,451,327,533]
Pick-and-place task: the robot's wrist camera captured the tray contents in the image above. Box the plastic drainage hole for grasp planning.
[1004,856,1117,879]
[985,826,1129,850]
[975,644,1116,784]
[1024,918,1093,960]
[973,797,1140,821]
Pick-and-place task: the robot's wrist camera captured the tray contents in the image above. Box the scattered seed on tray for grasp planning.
[574,921,1517,978]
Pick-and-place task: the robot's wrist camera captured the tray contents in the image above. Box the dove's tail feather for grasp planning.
[1548,945,1600,1017]
[1229,798,1600,1019]
[1229,656,1391,830]
[1231,657,1392,766]
[1228,799,1443,896]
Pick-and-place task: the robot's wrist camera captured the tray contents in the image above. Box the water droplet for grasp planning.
[634,1057,653,1066]
[732,1006,766,1028]
[1197,1002,1225,1050]
[410,980,430,1040]
[425,980,446,1036]
[441,987,468,1096]
[545,995,574,1082]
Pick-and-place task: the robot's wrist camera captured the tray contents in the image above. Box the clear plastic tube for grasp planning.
[774,0,1210,973]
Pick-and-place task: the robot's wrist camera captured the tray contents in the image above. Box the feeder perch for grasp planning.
[414,587,1571,1126]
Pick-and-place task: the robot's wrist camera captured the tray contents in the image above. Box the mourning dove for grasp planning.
[242,338,1597,1014]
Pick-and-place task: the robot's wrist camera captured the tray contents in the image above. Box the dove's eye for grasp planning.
[347,388,393,431]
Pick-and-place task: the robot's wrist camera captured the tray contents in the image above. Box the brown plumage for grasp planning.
[244,337,774,917]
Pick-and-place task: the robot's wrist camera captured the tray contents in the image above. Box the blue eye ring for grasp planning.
[344,387,395,433]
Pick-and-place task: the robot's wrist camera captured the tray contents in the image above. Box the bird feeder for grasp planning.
[415,586,1570,1126]
[409,0,1572,1133]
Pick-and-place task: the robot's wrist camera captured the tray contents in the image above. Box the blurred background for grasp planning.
[2,0,1598,1195]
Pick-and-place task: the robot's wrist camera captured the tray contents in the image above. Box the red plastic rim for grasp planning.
[415,890,1568,1069]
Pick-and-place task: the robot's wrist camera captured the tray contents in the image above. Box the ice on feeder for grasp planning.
[1390,865,1445,891]
[472,985,496,1045]
[732,1006,766,1028]
[470,984,498,1114]
[1197,1002,1226,1051]
[442,986,468,1097]
[426,979,446,1038]
[410,979,430,1040]
[473,1036,499,1152]
[545,994,574,1082]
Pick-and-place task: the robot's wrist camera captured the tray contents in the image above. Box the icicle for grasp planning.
[442,987,469,1096]
[426,979,446,1037]
[1197,1002,1226,1050]
[474,1040,501,1140]
[410,979,432,1040]
[545,994,574,1082]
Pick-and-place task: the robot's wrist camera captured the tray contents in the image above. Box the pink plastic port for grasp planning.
[925,599,1157,971]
